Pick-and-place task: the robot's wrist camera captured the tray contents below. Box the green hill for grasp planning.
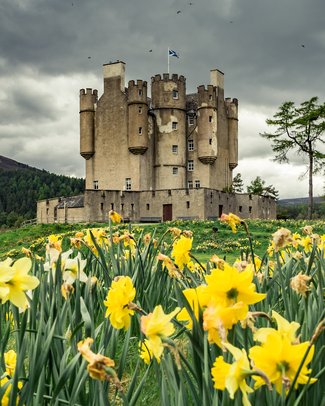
[0,155,84,227]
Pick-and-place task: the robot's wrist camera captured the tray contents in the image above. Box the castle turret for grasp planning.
[196,85,217,164]
[79,88,98,160]
[151,74,187,189]
[226,98,238,169]
[127,80,149,154]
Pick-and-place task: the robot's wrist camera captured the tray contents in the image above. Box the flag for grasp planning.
[168,49,180,58]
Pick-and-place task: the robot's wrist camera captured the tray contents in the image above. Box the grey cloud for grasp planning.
[0,0,324,198]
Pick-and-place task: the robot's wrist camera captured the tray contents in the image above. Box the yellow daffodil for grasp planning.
[249,331,316,394]
[0,257,39,309]
[104,276,136,330]
[4,350,17,376]
[171,235,192,270]
[212,343,254,406]
[61,282,75,300]
[254,311,300,345]
[46,234,62,251]
[176,286,206,330]
[220,213,242,233]
[141,305,180,362]
[203,302,247,347]
[109,210,122,224]
[139,339,157,364]
[204,263,266,309]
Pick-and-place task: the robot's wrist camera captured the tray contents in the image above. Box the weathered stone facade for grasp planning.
[37,61,276,223]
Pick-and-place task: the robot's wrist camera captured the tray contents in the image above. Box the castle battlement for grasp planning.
[79,88,98,96]
[151,74,186,83]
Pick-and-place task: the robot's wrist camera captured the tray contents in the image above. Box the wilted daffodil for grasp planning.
[249,330,316,394]
[0,257,39,309]
[220,212,242,233]
[141,305,180,362]
[290,272,312,297]
[104,276,136,330]
[212,343,254,406]
[171,235,192,270]
[77,337,118,382]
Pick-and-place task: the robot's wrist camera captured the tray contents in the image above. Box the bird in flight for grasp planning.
[177,10,181,14]
[301,44,305,48]
[88,56,91,59]
[149,50,153,52]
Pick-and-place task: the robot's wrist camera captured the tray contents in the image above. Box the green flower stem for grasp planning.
[241,221,257,273]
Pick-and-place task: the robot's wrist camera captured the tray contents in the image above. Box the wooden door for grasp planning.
[163,204,173,221]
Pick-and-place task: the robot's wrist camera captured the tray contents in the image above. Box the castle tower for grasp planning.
[196,85,218,164]
[226,98,239,170]
[151,73,187,189]
[79,88,98,160]
[127,80,149,155]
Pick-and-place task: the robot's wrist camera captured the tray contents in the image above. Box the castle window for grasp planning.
[146,203,150,210]
[138,89,142,96]
[188,116,194,125]
[172,167,178,175]
[125,178,131,191]
[188,180,193,189]
[186,201,190,208]
[239,206,242,213]
[168,189,172,196]
[209,94,213,100]
[138,106,142,114]
[172,90,178,99]
[187,160,194,171]
[172,121,178,130]
[209,138,212,145]
[188,139,194,151]
[138,127,142,134]
[111,203,114,210]
[172,145,178,154]
[195,180,200,188]
[249,194,252,200]
[209,116,212,122]
[100,203,104,211]
[249,206,252,213]
[93,180,99,190]
[46,208,49,215]
[131,203,134,211]
[121,203,124,211]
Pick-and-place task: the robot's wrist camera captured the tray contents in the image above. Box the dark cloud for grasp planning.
[0,0,324,197]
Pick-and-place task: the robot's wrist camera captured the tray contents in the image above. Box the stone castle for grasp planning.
[37,61,276,223]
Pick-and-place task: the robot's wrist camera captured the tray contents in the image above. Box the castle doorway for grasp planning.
[163,204,173,221]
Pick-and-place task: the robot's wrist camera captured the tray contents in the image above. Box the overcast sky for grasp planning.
[0,0,324,198]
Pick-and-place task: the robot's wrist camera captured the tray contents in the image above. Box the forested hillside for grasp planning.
[0,156,84,227]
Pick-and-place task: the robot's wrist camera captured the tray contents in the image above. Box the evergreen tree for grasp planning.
[261,96,325,219]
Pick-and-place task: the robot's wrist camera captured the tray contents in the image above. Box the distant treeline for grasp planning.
[277,201,325,220]
[0,169,84,227]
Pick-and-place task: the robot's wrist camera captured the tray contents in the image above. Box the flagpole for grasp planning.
[168,47,170,74]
